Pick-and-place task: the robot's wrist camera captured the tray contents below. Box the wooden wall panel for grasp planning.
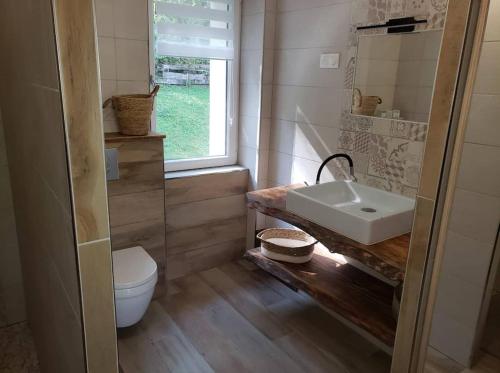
[165,194,247,232]
[165,168,248,280]
[105,135,167,298]
[165,170,248,205]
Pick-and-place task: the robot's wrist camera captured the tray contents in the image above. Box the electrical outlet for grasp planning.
[320,53,340,69]
[105,148,119,181]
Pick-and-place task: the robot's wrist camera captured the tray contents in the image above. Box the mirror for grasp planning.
[352,30,443,123]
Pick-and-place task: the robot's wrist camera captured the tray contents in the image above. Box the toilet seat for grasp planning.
[112,246,157,290]
[114,272,158,299]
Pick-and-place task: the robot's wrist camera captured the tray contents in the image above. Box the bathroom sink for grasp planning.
[286,181,415,245]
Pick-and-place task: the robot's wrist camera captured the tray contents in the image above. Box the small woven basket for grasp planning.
[257,228,317,263]
[352,88,382,116]
[103,85,160,136]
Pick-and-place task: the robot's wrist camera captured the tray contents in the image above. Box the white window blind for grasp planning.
[155,0,236,60]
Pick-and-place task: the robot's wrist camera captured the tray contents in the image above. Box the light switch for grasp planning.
[105,148,119,181]
[320,53,340,69]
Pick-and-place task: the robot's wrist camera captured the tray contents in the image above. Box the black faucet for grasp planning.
[315,153,357,184]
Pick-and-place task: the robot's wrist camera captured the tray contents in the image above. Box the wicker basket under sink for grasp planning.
[257,228,317,264]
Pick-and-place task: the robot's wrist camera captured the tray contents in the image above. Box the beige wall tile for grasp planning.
[275,3,351,49]
[429,310,476,366]
[448,188,500,245]
[242,0,265,15]
[98,37,117,80]
[240,49,263,85]
[95,0,114,37]
[456,143,500,197]
[433,272,485,331]
[241,14,265,50]
[273,48,345,87]
[273,85,343,127]
[116,80,149,95]
[441,230,495,287]
[240,83,262,118]
[277,0,348,12]
[240,115,261,149]
[115,39,149,81]
[485,0,500,42]
[474,41,500,95]
[113,0,148,41]
[465,94,500,146]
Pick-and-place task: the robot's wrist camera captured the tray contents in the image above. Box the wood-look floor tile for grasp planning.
[118,261,392,373]
[218,262,291,307]
[162,274,303,373]
[199,267,291,340]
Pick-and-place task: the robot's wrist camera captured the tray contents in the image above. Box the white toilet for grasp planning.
[112,246,158,328]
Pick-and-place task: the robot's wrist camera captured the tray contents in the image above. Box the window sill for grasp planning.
[165,165,248,180]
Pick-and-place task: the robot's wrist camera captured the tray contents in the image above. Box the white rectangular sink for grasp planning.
[286,181,415,245]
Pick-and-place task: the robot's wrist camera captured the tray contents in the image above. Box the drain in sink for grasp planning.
[361,207,377,213]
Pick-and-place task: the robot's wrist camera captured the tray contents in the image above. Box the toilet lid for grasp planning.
[113,246,157,290]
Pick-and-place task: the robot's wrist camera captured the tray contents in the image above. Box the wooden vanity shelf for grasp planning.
[245,184,411,349]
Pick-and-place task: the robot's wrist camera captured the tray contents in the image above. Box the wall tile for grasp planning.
[268,150,293,185]
[240,49,263,84]
[239,83,262,118]
[278,0,349,12]
[448,188,500,245]
[274,48,346,87]
[273,85,343,126]
[293,123,339,161]
[429,311,476,366]
[441,230,495,287]
[465,94,500,147]
[262,50,275,84]
[485,0,500,42]
[95,0,114,37]
[97,37,116,80]
[113,0,148,41]
[239,115,260,149]
[433,272,485,330]
[241,14,265,50]
[276,3,351,49]
[474,41,500,95]
[242,0,265,15]
[270,119,295,154]
[264,13,276,49]
[115,39,149,81]
[456,143,500,197]
[116,80,149,95]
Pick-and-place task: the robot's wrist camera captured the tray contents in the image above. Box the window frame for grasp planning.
[148,0,240,172]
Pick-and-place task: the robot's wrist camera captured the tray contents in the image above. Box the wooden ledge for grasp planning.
[245,247,397,348]
[104,131,166,143]
[247,184,410,282]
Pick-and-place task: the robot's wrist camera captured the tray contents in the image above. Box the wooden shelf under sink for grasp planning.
[244,246,397,349]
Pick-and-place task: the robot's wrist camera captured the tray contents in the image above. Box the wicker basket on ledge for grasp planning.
[103,85,160,136]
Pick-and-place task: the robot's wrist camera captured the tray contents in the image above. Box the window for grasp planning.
[151,0,240,171]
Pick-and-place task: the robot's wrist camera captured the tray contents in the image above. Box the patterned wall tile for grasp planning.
[338,130,355,150]
[405,0,430,18]
[337,0,449,195]
[409,122,428,141]
[388,0,406,18]
[368,134,390,177]
[354,132,371,153]
[352,0,389,26]
[390,120,412,139]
